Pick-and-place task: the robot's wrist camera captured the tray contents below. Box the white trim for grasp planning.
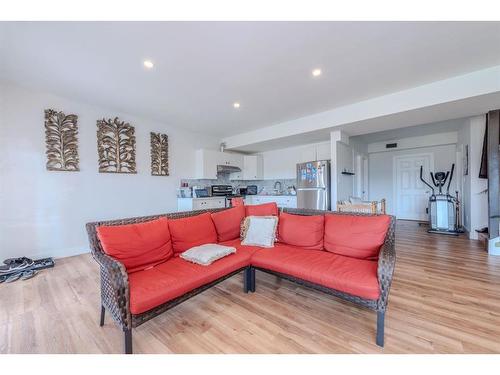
[367,131,458,154]
[393,152,434,220]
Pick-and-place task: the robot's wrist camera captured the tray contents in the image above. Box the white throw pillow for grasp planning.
[241,216,278,248]
[180,244,236,266]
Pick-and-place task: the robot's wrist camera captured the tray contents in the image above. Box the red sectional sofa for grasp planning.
[86,205,395,354]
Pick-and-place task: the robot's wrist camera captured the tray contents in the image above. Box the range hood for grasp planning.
[217,164,241,173]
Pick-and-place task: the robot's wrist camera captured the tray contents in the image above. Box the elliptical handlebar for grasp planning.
[446,163,455,195]
[420,165,435,195]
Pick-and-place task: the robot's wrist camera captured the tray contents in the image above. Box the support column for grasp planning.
[487,110,500,255]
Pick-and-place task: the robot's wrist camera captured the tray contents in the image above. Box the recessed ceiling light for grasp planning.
[312,68,322,77]
[143,60,154,69]
[233,102,240,109]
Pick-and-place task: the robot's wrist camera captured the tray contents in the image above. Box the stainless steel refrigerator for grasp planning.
[296,160,331,210]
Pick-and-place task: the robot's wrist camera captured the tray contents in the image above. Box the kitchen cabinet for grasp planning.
[177,197,226,212]
[245,195,297,209]
[262,147,299,179]
[230,155,263,180]
[219,152,243,168]
[195,149,243,179]
[315,142,331,160]
[262,142,330,179]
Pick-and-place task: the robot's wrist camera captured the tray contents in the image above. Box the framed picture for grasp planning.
[463,144,469,176]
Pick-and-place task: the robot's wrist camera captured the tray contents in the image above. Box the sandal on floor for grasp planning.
[20,270,37,280]
[0,257,34,275]
[3,257,34,267]
[4,272,22,283]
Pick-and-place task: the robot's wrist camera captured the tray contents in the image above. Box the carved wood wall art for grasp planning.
[150,132,169,176]
[44,109,80,171]
[97,117,136,174]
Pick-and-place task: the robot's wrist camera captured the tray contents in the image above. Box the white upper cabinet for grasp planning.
[243,155,263,180]
[195,149,244,179]
[262,142,330,179]
[195,149,219,179]
[230,155,263,180]
[315,142,331,161]
[219,152,243,168]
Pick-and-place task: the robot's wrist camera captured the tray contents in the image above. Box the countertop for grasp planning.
[177,196,225,200]
[252,194,297,197]
[177,194,297,199]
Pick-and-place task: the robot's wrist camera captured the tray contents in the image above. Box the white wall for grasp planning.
[457,115,488,239]
[457,121,472,233]
[369,143,459,216]
[0,83,218,259]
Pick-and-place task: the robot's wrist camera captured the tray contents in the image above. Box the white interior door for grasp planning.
[362,156,369,200]
[394,153,434,220]
[355,154,369,200]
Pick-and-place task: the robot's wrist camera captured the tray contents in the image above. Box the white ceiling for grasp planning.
[1,22,500,137]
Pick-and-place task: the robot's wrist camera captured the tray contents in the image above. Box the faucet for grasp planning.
[274,181,282,194]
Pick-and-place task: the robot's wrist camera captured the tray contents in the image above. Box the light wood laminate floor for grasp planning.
[1,220,500,353]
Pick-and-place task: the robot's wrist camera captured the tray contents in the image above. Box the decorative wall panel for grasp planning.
[150,132,169,176]
[97,117,136,173]
[44,109,79,171]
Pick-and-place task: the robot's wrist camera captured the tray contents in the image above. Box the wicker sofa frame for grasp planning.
[86,207,396,354]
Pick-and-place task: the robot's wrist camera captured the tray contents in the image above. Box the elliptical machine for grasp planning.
[419,163,461,235]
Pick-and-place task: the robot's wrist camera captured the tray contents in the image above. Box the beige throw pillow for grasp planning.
[241,216,278,248]
[180,244,236,266]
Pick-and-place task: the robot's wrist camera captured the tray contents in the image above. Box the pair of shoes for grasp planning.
[0,257,34,275]
[0,269,38,283]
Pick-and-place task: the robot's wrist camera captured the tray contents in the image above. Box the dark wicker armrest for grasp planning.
[377,216,396,310]
[86,222,131,330]
[92,250,131,330]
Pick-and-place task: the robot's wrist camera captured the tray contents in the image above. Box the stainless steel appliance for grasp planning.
[211,185,233,196]
[211,185,242,207]
[193,187,209,198]
[296,160,330,210]
[246,185,258,195]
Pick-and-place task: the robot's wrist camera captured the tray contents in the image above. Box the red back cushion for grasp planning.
[231,197,244,207]
[168,212,218,255]
[245,202,278,217]
[324,214,391,259]
[211,206,245,242]
[96,217,173,273]
[278,212,324,250]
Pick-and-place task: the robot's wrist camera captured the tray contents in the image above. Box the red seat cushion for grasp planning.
[96,217,173,273]
[278,212,324,250]
[128,246,253,314]
[324,214,391,260]
[219,238,264,256]
[251,243,380,300]
[211,206,245,242]
[245,202,278,217]
[168,212,218,256]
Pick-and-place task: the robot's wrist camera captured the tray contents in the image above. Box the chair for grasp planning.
[337,197,386,214]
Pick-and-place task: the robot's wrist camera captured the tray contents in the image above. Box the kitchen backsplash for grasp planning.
[180,175,296,195]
